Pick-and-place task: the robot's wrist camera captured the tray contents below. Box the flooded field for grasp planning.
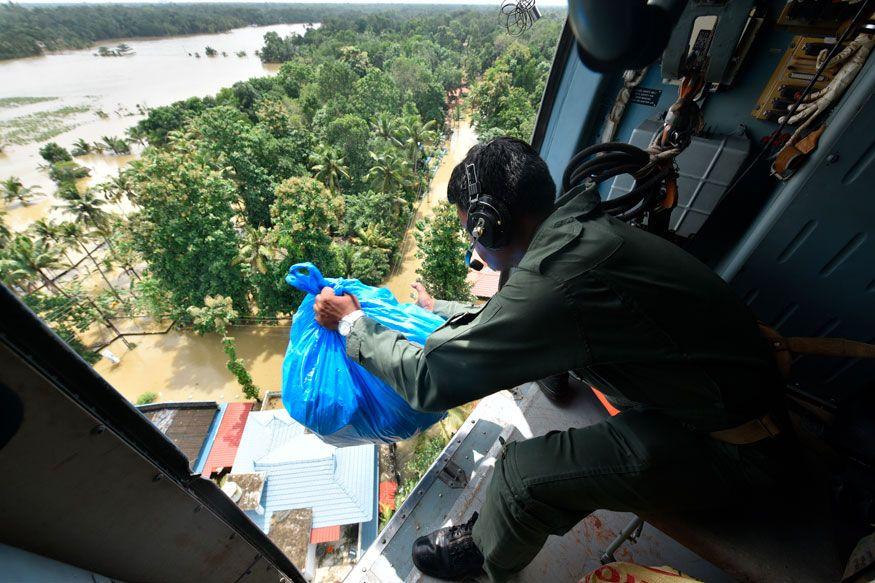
[0,22,311,232]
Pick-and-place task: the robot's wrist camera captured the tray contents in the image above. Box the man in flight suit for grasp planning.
[314,138,795,581]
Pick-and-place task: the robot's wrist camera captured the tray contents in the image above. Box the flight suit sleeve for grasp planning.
[345,268,586,412]
[432,299,478,319]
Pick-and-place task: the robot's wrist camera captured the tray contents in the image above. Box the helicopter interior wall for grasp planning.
[534,5,873,401]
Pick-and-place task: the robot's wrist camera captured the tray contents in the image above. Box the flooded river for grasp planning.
[0,22,310,231]
[2,25,479,411]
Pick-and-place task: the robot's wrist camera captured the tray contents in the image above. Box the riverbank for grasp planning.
[0,23,310,232]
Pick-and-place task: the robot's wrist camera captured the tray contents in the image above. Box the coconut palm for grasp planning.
[126,125,147,146]
[55,193,124,303]
[334,241,359,278]
[1,177,41,206]
[0,208,11,248]
[309,144,350,193]
[397,115,438,174]
[99,170,134,208]
[98,136,130,155]
[71,138,92,156]
[232,226,275,274]
[28,218,76,267]
[354,224,394,253]
[0,235,64,294]
[57,188,111,235]
[371,113,402,144]
[55,220,122,303]
[365,150,410,194]
[4,230,130,347]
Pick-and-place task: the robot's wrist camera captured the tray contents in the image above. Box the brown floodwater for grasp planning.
[92,119,477,406]
[95,325,291,404]
[0,23,313,232]
[3,30,480,417]
[383,118,478,302]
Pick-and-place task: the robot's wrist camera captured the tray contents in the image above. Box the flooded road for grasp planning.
[0,23,310,232]
[383,118,478,302]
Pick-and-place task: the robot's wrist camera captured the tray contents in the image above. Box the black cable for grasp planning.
[562,141,670,225]
[724,0,871,193]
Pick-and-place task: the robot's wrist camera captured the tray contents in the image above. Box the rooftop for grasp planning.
[269,509,313,569]
[226,472,266,511]
[200,402,253,478]
[138,401,219,469]
[232,409,377,532]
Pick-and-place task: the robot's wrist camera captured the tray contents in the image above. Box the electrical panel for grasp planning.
[751,36,842,121]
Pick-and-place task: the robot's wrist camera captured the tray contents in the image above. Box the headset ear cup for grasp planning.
[468,196,512,249]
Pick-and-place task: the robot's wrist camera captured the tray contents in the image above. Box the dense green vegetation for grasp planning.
[1,3,319,60]
[415,203,471,302]
[0,6,563,372]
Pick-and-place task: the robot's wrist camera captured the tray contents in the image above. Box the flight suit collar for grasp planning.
[518,184,601,273]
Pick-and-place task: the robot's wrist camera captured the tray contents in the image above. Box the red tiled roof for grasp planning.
[310,525,341,544]
[200,402,253,478]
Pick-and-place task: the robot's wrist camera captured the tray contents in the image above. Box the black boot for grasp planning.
[412,512,484,580]
[537,372,572,405]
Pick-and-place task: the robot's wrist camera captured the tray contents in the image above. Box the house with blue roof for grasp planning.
[228,409,379,579]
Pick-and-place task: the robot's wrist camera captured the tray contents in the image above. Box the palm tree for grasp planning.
[54,192,124,304]
[397,115,438,176]
[232,226,275,274]
[0,235,64,294]
[309,144,350,193]
[126,125,147,146]
[371,113,402,144]
[71,138,92,156]
[98,136,130,155]
[28,218,76,267]
[1,177,41,206]
[354,225,394,253]
[57,188,111,235]
[3,232,131,348]
[365,150,410,194]
[334,241,359,278]
[99,170,134,209]
[0,208,10,248]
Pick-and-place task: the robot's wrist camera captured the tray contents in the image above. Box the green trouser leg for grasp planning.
[471,409,785,582]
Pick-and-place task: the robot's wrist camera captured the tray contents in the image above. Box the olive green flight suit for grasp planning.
[346,185,793,581]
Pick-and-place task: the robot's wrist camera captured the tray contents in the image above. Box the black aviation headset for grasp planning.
[462,162,513,270]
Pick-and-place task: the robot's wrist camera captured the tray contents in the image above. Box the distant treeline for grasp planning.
[0,3,499,60]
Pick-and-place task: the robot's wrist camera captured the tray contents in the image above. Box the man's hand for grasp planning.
[411,282,435,311]
[314,287,360,330]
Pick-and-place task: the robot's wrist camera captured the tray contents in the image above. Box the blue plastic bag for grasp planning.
[281,262,447,445]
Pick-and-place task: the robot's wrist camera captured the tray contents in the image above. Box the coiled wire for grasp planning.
[562,142,673,222]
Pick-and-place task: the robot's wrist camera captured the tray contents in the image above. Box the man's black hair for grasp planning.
[447,137,556,218]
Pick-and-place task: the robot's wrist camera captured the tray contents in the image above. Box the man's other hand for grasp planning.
[411,282,435,311]
[314,287,360,330]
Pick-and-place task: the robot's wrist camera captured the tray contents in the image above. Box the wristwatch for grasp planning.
[338,310,365,337]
